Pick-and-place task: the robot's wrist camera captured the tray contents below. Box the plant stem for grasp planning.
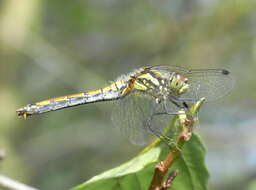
[148,98,205,190]
[0,175,39,190]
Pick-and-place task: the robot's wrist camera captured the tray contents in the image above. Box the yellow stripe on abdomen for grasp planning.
[35,92,85,106]
[17,82,124,118]
[35,83,118,107]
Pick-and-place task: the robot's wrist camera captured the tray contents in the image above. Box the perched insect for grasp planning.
[17,66,233,145]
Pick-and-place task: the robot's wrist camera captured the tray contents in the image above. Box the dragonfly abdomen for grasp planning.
[17,83,123,118]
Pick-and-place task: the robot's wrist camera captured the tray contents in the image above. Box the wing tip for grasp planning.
[222,69,230,75]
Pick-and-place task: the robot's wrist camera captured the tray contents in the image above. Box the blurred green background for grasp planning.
[0,0,256,189]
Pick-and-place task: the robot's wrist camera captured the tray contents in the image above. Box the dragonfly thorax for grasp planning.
[169,73,189,96]
[127,68,190,102]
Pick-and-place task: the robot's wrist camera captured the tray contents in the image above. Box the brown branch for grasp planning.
[148,115,194,190]
[0,175,39,190]
[160,170,179,190]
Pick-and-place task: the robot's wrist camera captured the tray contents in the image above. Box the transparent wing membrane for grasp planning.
[151,66,234,102]
[111,93,174,145]
[182,69,234,101]
[111,94,153,145]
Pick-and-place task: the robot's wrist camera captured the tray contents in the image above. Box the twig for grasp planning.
[148,98,205,190]
[160,170,179,190]
[0,175,39,190]
[148,128,192,190]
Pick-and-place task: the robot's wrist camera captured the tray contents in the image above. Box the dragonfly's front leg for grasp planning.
[168,95,192,110]
[170,94,199,102]
[146,111,182,149]
[145,104,171,138]
[152,98,185,116]
[146,112,176,146]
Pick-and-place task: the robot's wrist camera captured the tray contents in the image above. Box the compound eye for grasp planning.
[184,78,188,84]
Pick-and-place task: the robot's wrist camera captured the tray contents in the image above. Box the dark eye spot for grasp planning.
[176,82,179,86]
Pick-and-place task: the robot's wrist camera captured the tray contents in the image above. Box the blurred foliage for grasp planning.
[72,134,207,190]
[0,0,256,190]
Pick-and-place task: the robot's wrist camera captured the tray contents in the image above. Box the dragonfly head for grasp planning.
[169,73,189,96]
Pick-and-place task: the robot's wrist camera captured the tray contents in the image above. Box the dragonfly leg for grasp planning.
[146,113,163,137]
[168,96,189,109]
[176,97,197,102]
[163,100,186,115]
[168,96,191,110]
[170,99,182,108]
[148,126,180,150]
[182,101,189,109]
[147,124,175,147]
[146,111,169,142]
[154,101,182,115]
[169,94,199,103]
[146,112,180,149]
[154,111,179,116]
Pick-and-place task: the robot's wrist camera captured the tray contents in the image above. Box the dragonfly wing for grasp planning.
[111,93,169,145]
[111,94,148,145]
[181,69,234,101]
[150,65,188,73]
[151,65,234,101]
[111,93,176,145]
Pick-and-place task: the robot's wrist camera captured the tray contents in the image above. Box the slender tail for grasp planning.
[16,83,122,119]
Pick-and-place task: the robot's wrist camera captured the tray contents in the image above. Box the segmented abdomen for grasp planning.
[16,81,127,118]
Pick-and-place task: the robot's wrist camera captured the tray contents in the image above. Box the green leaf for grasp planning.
[71,99,209,190]
[71,133,208,190]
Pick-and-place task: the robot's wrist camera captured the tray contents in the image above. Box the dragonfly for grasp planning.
[17,66,233,145]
